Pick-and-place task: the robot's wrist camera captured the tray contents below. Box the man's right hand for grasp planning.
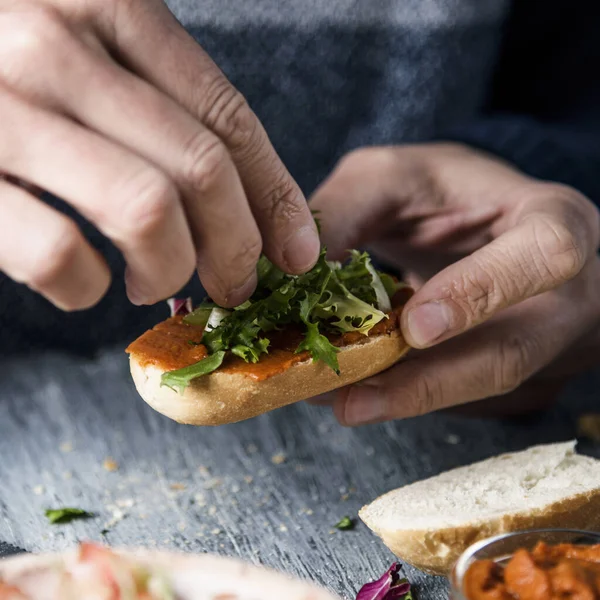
[0,0,319,310]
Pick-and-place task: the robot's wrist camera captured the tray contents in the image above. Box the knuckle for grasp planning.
[531,216,585,284]
[339,146,443,208]
[202,80,258,149]
[448,263,506,326]
[181,133,230,195]
[0,6,65,69]
[27,221,81,290]
[493,334,535,395]
[399,373,444,418]
[262,175,303,224]
[119,170,177,240]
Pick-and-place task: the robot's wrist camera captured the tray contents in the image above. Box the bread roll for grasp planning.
[360,441,600,575]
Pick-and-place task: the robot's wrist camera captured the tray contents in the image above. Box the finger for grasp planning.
[309,147,498,258]
[0,86,195,305]
[0,179,110,310]
[0,15,262,306]
[93,0,320,273]
[333,283,594,426]
[402,186,600,348]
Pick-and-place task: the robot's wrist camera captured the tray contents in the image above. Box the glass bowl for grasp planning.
[450,529,600,600]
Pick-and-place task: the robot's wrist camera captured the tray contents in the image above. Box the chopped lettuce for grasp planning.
[334,516,355,530]
[161,351,226,393]
[296,321,340,374]
[161,247,399,392]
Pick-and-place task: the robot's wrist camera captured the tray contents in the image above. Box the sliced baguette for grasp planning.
[360,441,600,576]
[130,328,409,426]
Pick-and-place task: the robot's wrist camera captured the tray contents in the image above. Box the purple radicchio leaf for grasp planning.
[167,297,193,317]
[356,563,412,600]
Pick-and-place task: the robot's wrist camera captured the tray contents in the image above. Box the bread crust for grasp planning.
[0,548,339,600]
[130,328,410,426]
[360,490,600,576]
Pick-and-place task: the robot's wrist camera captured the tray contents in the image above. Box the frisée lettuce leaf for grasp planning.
[160,247,399,392]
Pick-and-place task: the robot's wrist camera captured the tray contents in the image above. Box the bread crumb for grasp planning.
[170,483,186,491]
[203,478,222,490]
[116,498,134,509]
[103,507,126,531]
[231,484,240,493]
[103,458,119,472]
[60,442,73,453]
[33,485,45,496]
[271,452,286,465]
[211,528,221,535]
[279,524,288,532]
[194,493,206,506]
[208,505,217,516]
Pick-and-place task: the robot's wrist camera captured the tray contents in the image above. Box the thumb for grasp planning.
[402,186,599,348]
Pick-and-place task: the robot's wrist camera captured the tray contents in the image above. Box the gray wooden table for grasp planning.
[1,349,599,599]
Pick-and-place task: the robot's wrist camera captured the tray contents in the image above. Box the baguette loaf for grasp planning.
[360,441,600,576]
[130,327,409,425]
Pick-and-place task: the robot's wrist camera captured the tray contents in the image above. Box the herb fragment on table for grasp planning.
[45,508,94,524]
[161,248,399,392]
[334,516,355,530]
[356,563,413,600]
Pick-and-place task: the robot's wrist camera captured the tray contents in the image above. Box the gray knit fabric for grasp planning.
[0,0,512,354]
[166,0,510,193]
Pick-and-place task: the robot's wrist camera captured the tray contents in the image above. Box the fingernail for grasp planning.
[224,270,257,307]
[283,225,321,273]
[344,386,387,425]
[407,301,453,347]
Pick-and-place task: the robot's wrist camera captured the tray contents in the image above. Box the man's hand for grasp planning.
[0,0,319,310]
[310,143,600,425]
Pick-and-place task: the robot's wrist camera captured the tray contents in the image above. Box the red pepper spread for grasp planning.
[464,542,600,600]
[126,291,410,382]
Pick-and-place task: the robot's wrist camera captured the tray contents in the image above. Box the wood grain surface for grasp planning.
[1,349,599,599]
